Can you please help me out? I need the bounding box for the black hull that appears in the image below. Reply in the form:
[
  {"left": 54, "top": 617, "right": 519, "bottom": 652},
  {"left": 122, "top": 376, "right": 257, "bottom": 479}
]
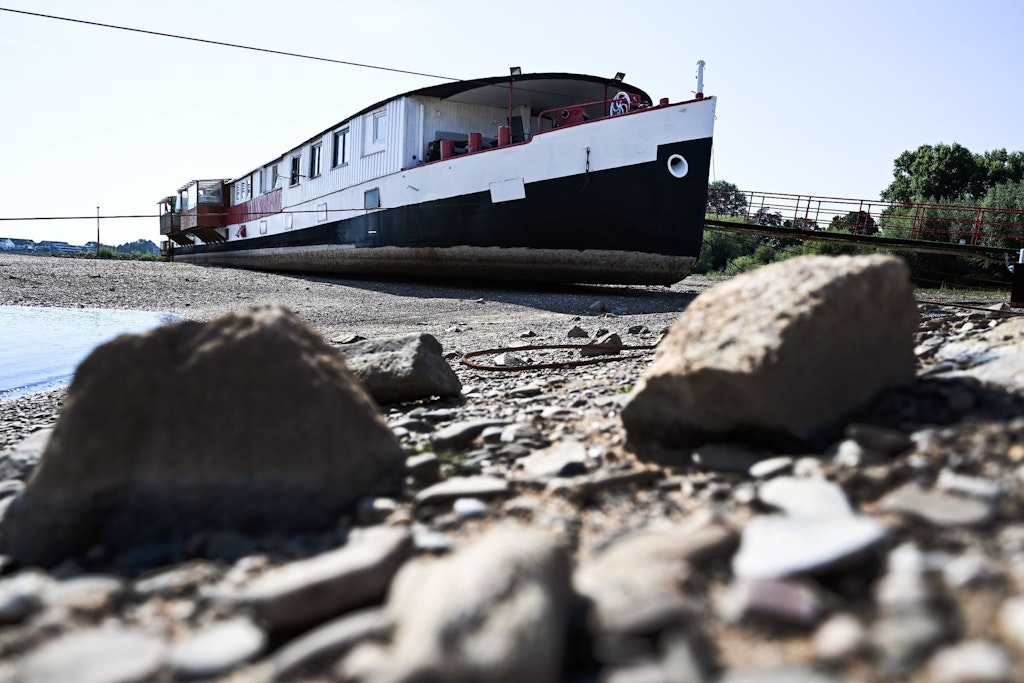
[{"left": 175, "top": 138, "right": 712, "bottom": 284}]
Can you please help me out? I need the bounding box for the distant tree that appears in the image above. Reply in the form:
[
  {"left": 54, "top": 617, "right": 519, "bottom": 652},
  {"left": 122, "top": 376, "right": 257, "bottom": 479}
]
[
  {"left": 753, "top": 208, "right": 783, "bottom": 227},
  {"left": 881, "top": 143, "right": 983, "bottom": 203},
  {"left": 707, "top": 180, "right": 748, "bottom": 216},
  {"left": 115, "top": 239, "right": 160, "bottom": 255},
  {"left": 829, "top": 211, "right": 877, "bottom": 235}
]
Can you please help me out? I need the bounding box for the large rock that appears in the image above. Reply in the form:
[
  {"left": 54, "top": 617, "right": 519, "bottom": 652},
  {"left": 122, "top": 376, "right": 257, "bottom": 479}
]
[
  {"left": 369, "top": 526, "right": 571, "bottom": 683},
  {"left": 622, "top": 255, "right": 917, "bottom": 449},
  {"left": 0, "top": 306, "right": 406, "bottom": 567},
  {"left": 339, "top": 333, "right": 461, "bottom": 404}
]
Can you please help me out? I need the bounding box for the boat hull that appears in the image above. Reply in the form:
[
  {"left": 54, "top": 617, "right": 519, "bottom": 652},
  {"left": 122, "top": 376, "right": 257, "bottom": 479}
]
[{"left": 174, "top": 135, "right": 712, "bottom": 284}]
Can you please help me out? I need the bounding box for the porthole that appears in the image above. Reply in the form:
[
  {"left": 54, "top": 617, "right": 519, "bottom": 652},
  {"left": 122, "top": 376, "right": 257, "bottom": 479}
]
[{"left": 667, "top": 154, "right": 689, "bottom": 179}]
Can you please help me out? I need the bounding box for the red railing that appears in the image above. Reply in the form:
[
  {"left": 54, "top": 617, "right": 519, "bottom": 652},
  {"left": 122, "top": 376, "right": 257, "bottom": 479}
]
[{"left": 707, "top": 190, "right": 1024, "bottom": 250}]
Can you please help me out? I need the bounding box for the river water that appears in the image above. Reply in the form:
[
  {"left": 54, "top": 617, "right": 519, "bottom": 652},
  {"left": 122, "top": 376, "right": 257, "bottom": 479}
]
[{"left": 0, "top": 306, "right": 179, "bottom": 400}]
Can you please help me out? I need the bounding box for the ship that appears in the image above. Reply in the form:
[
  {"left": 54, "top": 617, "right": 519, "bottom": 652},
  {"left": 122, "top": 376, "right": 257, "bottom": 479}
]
[{"left": 159, "top": 63, "right": 716, "bottom": 284}]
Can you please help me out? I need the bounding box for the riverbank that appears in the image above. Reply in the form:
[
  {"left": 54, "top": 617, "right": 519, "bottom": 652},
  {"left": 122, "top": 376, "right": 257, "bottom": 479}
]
[{"left": 2, "top": 252, "right": 1023, "bottom": 681}]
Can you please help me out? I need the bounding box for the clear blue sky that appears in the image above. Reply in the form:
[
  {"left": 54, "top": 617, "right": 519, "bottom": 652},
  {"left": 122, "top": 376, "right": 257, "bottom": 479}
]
[{"left": 2, "top": 0, "right": 1022, "bottom": 246}]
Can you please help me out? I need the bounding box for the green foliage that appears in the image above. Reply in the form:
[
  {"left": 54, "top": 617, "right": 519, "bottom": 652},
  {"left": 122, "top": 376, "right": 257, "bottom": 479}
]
[
  {"left": 829, "top": 211, "right": 877, "bottom": 235},
  {"left": 694, "top": 230, "right": 756, "bottom": 274},
  {"left": 882, "top": 143, "right": 1024, "bottom": 204},
  {"left": 707, "top": 180, "right": 748, "bottom": 216}
]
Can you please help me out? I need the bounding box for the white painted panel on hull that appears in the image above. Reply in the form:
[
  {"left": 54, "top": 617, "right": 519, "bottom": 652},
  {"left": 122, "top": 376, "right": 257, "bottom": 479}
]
[{"left": 490, "top": 178, "right": 526, "bottom": 203}]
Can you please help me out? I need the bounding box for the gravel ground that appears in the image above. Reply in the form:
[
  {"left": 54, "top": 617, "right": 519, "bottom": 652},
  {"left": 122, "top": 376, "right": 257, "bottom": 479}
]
[{"left": 2, "top": 252, "right": 1023, "bottom": 682}]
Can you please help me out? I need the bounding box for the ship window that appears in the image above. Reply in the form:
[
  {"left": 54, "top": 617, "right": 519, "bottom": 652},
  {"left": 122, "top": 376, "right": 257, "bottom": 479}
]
[
  {"left": 364, "top": 188, "right": 380, "bottom": 209},
  {"left": 332, "top": 128, "right": 350, "bottom": 167},
  {"left": 289, "top": 156, "right": 301, "bottom": 186},
  {"left": 309, "top": 142, "right": 322, "bottom": 178},
  {"left": 372, "top": 111, "right": 387, "bottom": 143}
]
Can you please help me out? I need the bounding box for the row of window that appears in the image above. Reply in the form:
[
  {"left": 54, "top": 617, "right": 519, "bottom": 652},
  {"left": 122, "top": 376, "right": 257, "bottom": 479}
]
[{"left": 233, "top": 109, "right": 387, "bottom": 201}]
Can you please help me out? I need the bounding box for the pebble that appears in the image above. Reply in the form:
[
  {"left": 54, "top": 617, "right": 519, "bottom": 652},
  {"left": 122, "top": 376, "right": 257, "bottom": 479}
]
[
  {"left": 0, "top": 571, "right": 48, "bottom": 624},
  {"left": 20, "top": 626, "right": 166, "bottom": 683},
  {"left": 998, "top": 596, "right": 1024, "bottom": 648},
  {"left": 719, "top": 578, "right": 822, "bottom": 627},
  {"left": 927, "top": 640, "right": 1013, "bottom": 683},
  {"left": 405, "top": 452, "right": 441, "bottom": 483},
  {"left": 881, "top": 483, "right": 994, "bottom": 527},
  {"left": 732, "top": 515, "right": 887, "bottom": 580},
  {"left": 693, "top": 444, "right": 771, "bottom": 474},
  {"left": 813, "top": 613, "right": 867, "bottom": 661},
  {"left": 452, "top": 497, "right": 488, "bottom": 517},
  {"left": 415, "top": 475, "right": 510, "bottom": 505},
  {"left": 169, "top": 617, "right": 266, "bottom": 679},
  {"left": 272, "top": 606, "right": 390, "bottom": 679},
  {"left": 430, "top": 419, "right": 511, "bottom": 451},
  {"left": 757, "top": 477, "right": 853, "bottom": 518},
  {"left": 515, "top": 439, "right": 588, "bottom": 481},
  {"left": 936, "top": 469, "right": 1001, "bottom": 500},
  {"left": 844, "top": 423, "right": 914, "bottom": 455},
  {"left": 747, "top": 456, "right": 794, "bottom": 479}
]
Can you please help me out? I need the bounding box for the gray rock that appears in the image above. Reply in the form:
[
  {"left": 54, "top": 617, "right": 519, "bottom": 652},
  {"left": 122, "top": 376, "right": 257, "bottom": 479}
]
[
  {"left": 757, "top": 477, "right": 853, "bottom": 518},
  {"left": 581, "top": 333, "right": 623, "bottom": 357},
  {"left": 515, "top": 439, "right": 587, "bottom": 481},
  {"left": 452, "top": 497, "right": 489, "bottom": 517},
  {"left": 1, "top": 307, "right": 406, "bottom": 567},
  {"left": 692, "top": 443, "right": 772, "bottom": 473},
  {"left": 748, "top": 456, "right": 794, "bottom": 479},
  {"left": 881, "top": 483, "right": 994, "bottom": 527},
  {"left": 44, "top": 575, "right": 125, "bottom": 615},
  {"left": 720, "top": 667, "right": 854, "bottom": 683},
  {"left": 931, "top": 316, "right": 1024, "bottom": 391},
  {"left": 170, "top": 617, "right": 266, "bottom": 680},
  {"left": 20, "top": 626, "right": 166, "bottom": 683},
  {"left": 217, "top": 526, "right": 411, "bottom": 630},
  {"left": 373, "top": 526, "right": 571, "bottom": 683},
  {"left": 622, "top": 255, "right": 917, "bottom": 449},
  {"left": 733, "top": 515, "right": 887, "bottom": 580},
  {"left": 415, "top": 475, "right": 509, "bottom": 505},
  {"left": 0, "top": 428, "right": 50, "bottom": 481},
  {"left": 493, "top": 353, "right": 527, "bottom": 367},
  {"left": 927, "top": 640, "right": 1012, "bottom": 683},
  {"left": 936, "top": 469, "right": 1001, "bottom": 500},
  {"left": 844, "top": 423, "right": 914, "bottom": 455},
  {"left": 431, "top": 419, "right": 511, "bottom": 451},
  {"left": 998, "top": 596, "right": 1024, "bottom": 649},
  {"left": 340, "top": 333, "right": 461, "bottom": 403},
  {"left": 273, "top": 606, "right": 390, "bottom": 679},
  {"left": 567, "top": 325, "right": 589, "bottom": 338},
  {"left": 356, "top": 497, "right": 400, "bottom": 526},
  {"left": 719, "top": 578, "right": 822, "bottom": 627},
  {"left": 813, "top": 613, "right": 867, "bottom": 662},
  {"left": 0, "top": 571, "right": 49, "bottom": 624},
  {"left": 872, "top": 611, "right": 953, "bottom": 673},
  {"left": 405, "top": 452, "right": 441, "bottom": 483}
]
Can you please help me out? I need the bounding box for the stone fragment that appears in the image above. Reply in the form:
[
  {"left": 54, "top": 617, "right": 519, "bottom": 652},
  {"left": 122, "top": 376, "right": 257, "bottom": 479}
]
[
  {"left": 0, "top": 427, "right": 50, "bottom": 481},
  {"left": 998, "top": 596, "right": 1024, "bottom": 649},
  {"left": 430, "top": 419, "right": 511, "bottom": 451},
  {"left": 1, "top": 307, "right": 406, "bottom": 567},
  {"left": 515, "top": 439, "right": 587, "bottom": 481},
  {"left": 405, "top": 453, "right": 441, "bottom": 483},
  {"left": 581, "top": 332, "right": 623, "bottom": 357},
  {"left": 170, "top": 617, "right": 266, "bottom": 680},
  {"left": 273, "top": 607, "right": 390, "bottom": 680},
  {"left": 567, "top": 325, "right": 589, "bottom": 338},
  {"left": 692, "top": 444, "right": 772, "bottom": 473},
  {"left": 20, "top": 626, "right": 166, "bottom": 683},
  {"left": 44, "top": 575, "right": 125, "bottom": 615},
  {"left": 622, "top": 255, "right": 917, "bottom": 449},
  {"left": 871, "top": 612, "right": 953, "bottom": 674},
  {"left": 719, "top": 667, "right": 852, "bottom": 683},
  {"left": 719, "top": 578, "right": 822, "bottom": 627},
  {"left": 415, "top": 476, "right": 510, "bottom": 506},
  {"left": 936, "top": 469, "right": 1001, "bottom": 500},
  {"left": 493, "top": 353, "right": 527, "bottom": 367},
  {"left": 844, "top": 423, "right": 914, "bottom": 455},
  {"left": 732, "top": 515, "right": 887, "bottom": 580},
  {"left": 881, "top": 483, "right": 994, "bottom": 527},
  {"left": 452, "top": 497, "right": 488, "bottom": 517},
  {"left": 748, "top": 456, "right": 794, "bottom": 479},
  {"left": 0, "top": 571, "right": 49, "bottom": 624},
  {"left": 813, "top": 613, "right": 867, "bottom": 661},
  {"left": 757, "top": 477, "right": 853, "bottom": 518},
  {"left": 927, "top": 640, "right": 1012, "bottom": 683},
  {"left": 356, "top": 497, "right": 400, "bottom": 526},
  {"left": 217, "top": 526, "right": 411, "bottom": 630},
  {"left": 931, "top": 316, "right": 1024, "bottom": 391},
  {"left": 339, "top": 333, "right": 461, "bottom": 403},
  {"left": 374, "top": 526, "right": 571, "bottom": 683}
]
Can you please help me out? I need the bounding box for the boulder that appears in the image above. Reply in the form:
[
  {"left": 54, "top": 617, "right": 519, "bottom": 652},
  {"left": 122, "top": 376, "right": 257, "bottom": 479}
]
[
  {"left": 369, "top": 526, "right": 571, "bottom": 683},
  {"left": 622, "top": 255, "right": 917, "bottom": 449},
  {"left": 339, "top": 333, "right": 461, "bottom": 404},
  {"left": 0, "top": 306, "right": 406, "bottom": 567}
]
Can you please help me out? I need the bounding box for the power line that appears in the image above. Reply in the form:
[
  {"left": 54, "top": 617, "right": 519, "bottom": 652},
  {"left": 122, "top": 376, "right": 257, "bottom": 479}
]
[
  {"left": 0, "top": 6, "right": 623, "bottom": 102},
  {"left": 0, "top": 6, "right": 452, "bottom": 82}
]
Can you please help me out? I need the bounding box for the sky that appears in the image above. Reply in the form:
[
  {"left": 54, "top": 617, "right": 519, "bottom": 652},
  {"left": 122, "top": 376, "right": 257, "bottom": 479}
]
[{"left": 1, "top": 0, "right": 1023, "bottom": 246}]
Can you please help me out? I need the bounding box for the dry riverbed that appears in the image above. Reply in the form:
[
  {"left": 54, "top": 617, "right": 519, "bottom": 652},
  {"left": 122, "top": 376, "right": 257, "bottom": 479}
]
[{"left": 1, "top": 252, "right": 1023, "bottom": 682}]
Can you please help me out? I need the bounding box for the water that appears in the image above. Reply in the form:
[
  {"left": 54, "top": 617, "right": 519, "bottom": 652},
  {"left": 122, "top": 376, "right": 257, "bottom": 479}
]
[{"left": 0, "top": 306, "right": 180, "bottom": 400}]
